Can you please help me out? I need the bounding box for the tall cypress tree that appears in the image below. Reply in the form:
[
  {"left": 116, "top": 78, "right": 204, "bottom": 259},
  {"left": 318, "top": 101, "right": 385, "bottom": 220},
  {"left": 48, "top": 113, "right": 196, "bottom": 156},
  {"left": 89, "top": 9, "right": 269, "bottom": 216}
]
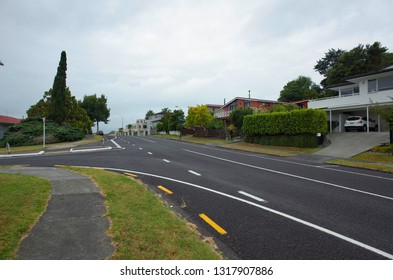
[{"left": 50, "top": 51, "right": 67, "bottom": 124}]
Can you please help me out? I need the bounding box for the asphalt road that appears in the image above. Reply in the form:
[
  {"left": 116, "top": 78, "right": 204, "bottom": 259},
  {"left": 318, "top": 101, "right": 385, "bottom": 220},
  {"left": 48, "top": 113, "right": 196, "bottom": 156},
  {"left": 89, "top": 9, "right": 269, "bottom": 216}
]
[{"left": 2, "top": 135, "right": 393, "bottom": 260}]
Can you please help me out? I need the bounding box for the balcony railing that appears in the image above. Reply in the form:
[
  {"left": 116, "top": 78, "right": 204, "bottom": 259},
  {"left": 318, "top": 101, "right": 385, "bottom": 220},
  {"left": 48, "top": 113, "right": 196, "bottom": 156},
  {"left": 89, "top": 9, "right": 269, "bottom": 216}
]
[{"left": 214, "top": 111, "right": 230, "bottom": 118}]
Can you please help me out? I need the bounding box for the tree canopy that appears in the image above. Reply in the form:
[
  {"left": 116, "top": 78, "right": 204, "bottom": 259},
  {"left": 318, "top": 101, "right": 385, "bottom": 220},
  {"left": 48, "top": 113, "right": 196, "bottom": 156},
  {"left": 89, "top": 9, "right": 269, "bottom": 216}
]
[
  {"left": 278, "top": 76, "right": 320, "bottom": 102},
  {"left": 80, "top": 94, "right": 110, "bottom": 133},
  {"left": 185, "top": 105, "right": 214, "bottom": 128},
  {"left": 155, "top": 108, "right": 185, "bottom": 134},
  {"left": 26, "top": 51, "right": 95, "bottom": 135},
  {"left": 315, "top": 42, "right": 393, "bottom": 88},
  {"left": 229, "top": 107, "right": 254, "bottom": 132},
  {"left": 50, "top": 51, "right": 68, "bottom": 124}
]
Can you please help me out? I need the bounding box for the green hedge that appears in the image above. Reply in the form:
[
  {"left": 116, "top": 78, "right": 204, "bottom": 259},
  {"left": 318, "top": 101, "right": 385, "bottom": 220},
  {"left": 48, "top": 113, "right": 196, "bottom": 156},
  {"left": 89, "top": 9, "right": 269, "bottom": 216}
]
[
  {"left": 242, "top": 109, "right": 327, "bottom": 148},
  {"left": 243, "top": 109, "right": 328, "bottom": 136},
  {"left": 245, "top": 134, "right": 319, "bottom": 148}
]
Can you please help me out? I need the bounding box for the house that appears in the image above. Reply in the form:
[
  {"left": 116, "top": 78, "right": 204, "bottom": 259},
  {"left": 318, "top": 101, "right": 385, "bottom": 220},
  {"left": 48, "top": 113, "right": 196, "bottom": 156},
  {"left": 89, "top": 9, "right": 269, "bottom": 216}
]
[
  {"left": 130, "top": 119, "right": 150, "bottom": 136},
  {"left": 129, "top": 112, "right": 165, "bottom": 136},
  {"left": 308, "top": 65, "right": 393, "bottom": 133},
  {"left": 0, "top": 115, "right": 22, "bottom": 138},
  {"left": 214, "top": 96, "right": 280, "bottom": 119},
  {"left": 206, "top": 104, "right": 224, "bottom": 115}
]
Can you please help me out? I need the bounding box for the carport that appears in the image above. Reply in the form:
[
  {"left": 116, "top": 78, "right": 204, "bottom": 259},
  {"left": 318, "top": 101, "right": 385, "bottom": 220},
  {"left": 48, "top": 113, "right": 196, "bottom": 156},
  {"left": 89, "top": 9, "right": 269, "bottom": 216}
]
[{"left": 324, "top": 105, "right": 386, "bottom": 133}]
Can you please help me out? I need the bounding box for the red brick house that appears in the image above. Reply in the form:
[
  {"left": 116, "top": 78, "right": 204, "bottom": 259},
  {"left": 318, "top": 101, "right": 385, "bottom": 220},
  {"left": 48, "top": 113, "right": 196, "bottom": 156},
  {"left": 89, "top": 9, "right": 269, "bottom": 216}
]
[
  {"left": 0, "top": 115, "right": 22, "bottom": 138},
  {"left": 215, "top": 97, "right": 281, "bottom": 119}
]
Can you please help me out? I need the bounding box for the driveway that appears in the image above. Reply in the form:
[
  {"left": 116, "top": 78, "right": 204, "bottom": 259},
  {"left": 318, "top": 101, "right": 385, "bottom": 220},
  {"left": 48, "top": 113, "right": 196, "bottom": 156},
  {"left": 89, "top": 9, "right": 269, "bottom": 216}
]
[{"left": 314, "top": 132, "right": 390, "bottom": 158}]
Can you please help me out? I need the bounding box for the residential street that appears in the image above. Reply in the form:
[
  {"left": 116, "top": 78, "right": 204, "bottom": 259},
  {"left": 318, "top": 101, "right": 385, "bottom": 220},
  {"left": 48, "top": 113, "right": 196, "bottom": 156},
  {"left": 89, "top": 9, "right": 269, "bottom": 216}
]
[{"left": 1, "top": 136, "right": 393, "bottom": 260}]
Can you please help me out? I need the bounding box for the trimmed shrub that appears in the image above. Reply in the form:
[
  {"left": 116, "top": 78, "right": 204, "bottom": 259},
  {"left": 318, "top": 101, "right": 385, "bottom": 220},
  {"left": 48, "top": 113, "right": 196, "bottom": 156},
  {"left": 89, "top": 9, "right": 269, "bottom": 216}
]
[
  {"left": 243, "top": 109, "right": 328, "bottom": 148},
  {"left": 243, "top": 109, "right": 328, "bottom": 136}
]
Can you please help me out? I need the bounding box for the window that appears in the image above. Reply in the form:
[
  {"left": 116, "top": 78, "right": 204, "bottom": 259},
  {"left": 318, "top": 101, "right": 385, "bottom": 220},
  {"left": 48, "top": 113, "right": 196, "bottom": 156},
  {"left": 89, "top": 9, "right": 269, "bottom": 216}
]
[
  {"left": 244, "top": 100, "right": 250, "bottom": 108},
  {"left": 341, "top": 89, "right": 352, "bottom": 97},
  {"left": 378, "top": 75, "right": 393, "bottom": 91},
  {"left": 368, "top": 79, "right": 377, "bottom": 93},
  {"left": 228, "top": 101, "right": 237, "bottom": 112},
  {"left": 341, "top": 87, "right": 359, "bottom": 97}
]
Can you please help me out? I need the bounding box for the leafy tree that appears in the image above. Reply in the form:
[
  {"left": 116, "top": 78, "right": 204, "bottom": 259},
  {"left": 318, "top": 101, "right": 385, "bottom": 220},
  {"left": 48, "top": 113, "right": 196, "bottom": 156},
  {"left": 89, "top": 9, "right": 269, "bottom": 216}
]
[
  {"left": 205, "top": 118, "right": 225, "bottom": 130},
  {"left": 27, "top": 90, "right": 52, "bottom": 118},
  {"left": 50, "top": 51, "right": 68, "bottom": 124},
  {"left": 229, "top": 107, "right": 254, "bottom": 132},
  {"left": 316, "top": 42, "right": 393, "bottom": 88},
  {"left": 278, "top": 76, "right": 319, "bottom": 102},
  {"left": 145, "top": 110, "right": 154, "bottom": 120},
  {"left": 80, "top": 94, "right": 110, "bottom": 133},
  {"left": 169, "top": 109, "right": 185, "bottom": 131},
  {"left": 185, "top": 105, "right": 214, "bottom": 128}
]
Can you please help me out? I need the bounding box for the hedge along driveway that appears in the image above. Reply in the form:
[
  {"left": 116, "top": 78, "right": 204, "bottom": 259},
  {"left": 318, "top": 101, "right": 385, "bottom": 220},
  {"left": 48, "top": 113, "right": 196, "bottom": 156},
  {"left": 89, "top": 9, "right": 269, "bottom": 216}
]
[{"left": 242, "top": 109, "right": 328, "bottom": 148}]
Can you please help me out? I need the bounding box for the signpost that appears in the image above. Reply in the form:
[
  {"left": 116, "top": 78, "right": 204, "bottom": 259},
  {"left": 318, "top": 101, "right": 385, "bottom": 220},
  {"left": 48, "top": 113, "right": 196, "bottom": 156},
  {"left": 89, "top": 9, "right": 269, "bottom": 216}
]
[{"left": 43, "top": 117, "right": 46, "bottom": 148}]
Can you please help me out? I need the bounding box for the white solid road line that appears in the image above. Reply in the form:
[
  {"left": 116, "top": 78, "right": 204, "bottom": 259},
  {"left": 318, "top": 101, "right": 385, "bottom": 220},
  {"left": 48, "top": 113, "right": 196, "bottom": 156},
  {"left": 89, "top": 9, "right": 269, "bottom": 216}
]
[
  {"left": 238, "top": 191, "right": 267, "bottom": 202},
  {"left": 188, "top": 170, "right": 201, "bottom": 176},
  {"left": 183, "top": 149, "right": 393, "bottom": 202},
  {"left": 110, "top": 139, "right": 123, "bottom": 149},
  {"left": 193, "top": 145, "right": 393, "bottom": 182},
  {"left": 163, "top": 159, "right": 171, "bottom": 163},
  {"left": 74, "top": 165, "right": 393, "bottom": 260}
]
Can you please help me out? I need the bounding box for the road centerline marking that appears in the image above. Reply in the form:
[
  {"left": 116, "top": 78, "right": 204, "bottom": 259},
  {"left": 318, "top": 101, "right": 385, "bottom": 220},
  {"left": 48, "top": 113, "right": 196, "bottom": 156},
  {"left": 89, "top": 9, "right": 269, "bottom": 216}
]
[
  {"left": 148, "top": 152, "right": 153, "bottom": 155},
  {"left": 163, "top": 159, "right": 170, "bottom": 163},
  {"left": 199, "top": 213, "right": 227, "bottom": 235},
  {"left": 238, "top": 191, "right": 267, "bottom": 202},
  {"left": 188, "top": 170, "right": 201, "bottom": 176},
  {"left": 157, "top": 185, "right": 173, "bottom": 195}
]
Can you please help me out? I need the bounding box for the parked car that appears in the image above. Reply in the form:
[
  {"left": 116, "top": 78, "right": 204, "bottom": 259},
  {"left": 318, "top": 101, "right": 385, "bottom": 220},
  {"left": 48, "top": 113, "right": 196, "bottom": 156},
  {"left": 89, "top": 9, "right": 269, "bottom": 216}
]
[
  {"left": 98, "top": 130, "right": 104, "bottom": 135},
  {"left": 344, "top": 116, "right": 378, "bottom": 132}
]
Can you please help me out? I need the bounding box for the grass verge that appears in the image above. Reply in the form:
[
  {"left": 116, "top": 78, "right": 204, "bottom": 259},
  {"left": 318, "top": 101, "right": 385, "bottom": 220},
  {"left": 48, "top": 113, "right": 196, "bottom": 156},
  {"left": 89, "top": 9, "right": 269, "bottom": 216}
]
[
  {"left": 0, "top": 173, "right": 51, "bottom": 259},
  {"left": 0, "top": 135, "right": 103, "bottom": 155},
  {"left": 64, "top": 166, "right": 222, "bottom": 260},
  {"left": 352, "top": 152, "right": 393, "bottom": 163},
  {"left": 326, "top": 159, "right": 393, "bottom": 173}
]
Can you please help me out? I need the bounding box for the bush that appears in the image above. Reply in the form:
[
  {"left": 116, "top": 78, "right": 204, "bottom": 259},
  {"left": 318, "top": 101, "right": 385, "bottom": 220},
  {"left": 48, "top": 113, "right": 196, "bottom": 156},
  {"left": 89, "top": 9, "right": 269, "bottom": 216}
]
[
  {"left": 245, "top": 134, "right": 319, "bottom": 148},
  {"left": 242, "top": 109, "right": 328, "bottom": 148},
  {"left": 0, "top": 117, "right": 86, "bottom": 147},
  {"left": 243, "top": 109, "right": 328, "bottom": 136}
]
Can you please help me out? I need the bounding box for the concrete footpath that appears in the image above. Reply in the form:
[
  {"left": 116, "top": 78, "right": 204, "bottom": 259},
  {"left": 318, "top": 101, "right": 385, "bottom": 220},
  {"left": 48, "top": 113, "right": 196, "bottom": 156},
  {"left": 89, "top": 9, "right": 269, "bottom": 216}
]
[{"left": 0, "top": 166, "right": 114, "bottom": 260}]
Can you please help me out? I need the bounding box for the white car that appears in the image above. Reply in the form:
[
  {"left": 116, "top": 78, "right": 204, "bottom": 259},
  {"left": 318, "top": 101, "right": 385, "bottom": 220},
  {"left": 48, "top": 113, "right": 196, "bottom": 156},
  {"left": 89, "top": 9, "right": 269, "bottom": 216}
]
[{"left": 344, "top": 116, "right": 378, "bottom": 132}]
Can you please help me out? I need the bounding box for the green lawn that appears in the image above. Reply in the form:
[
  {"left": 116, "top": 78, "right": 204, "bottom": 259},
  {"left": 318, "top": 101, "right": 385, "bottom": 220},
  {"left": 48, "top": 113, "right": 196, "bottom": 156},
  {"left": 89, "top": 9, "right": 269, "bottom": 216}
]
[
  {"left": 0, "top": 173, "right": 51, "bottom": 259},
  {"left": 64, "top": 167, "right": 222, "bottom": 260}
]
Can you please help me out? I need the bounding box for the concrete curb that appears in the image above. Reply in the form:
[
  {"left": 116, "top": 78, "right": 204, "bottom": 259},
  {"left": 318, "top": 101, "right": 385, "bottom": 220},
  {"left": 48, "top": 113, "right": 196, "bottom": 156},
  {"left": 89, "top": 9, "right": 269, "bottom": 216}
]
[
  {"left": 0, "top": 151, "right": 45, "bottom": 158},
  {"left": 70, "top": 146, "right": 112, "bottom": 153}
]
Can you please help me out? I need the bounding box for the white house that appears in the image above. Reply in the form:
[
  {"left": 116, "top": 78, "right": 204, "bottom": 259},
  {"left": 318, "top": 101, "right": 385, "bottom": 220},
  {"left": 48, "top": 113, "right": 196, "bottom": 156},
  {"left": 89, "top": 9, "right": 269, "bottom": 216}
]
[
  {"left": 129, "top": 112, "right": 165, "bottom": 136},
  {"left": 309, "top": 65, "right": 393, "bottom": 133}
]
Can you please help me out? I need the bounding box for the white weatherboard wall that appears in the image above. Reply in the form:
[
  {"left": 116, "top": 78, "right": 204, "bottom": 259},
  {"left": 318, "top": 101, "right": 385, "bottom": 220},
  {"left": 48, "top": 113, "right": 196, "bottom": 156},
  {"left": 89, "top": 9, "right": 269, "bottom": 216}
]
[{"left": 309, "top": 71, "right": 393, "bottom": 133}]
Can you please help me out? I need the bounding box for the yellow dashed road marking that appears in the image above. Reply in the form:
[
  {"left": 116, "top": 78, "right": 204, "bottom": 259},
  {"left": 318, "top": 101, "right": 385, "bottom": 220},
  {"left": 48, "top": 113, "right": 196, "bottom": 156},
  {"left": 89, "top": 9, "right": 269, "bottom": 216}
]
[
  {"left": 157, "top": 185, "right": 173, "bottom": 195},
  {"left": 199, "top": 213, "right": 227, "bottom": 235}
]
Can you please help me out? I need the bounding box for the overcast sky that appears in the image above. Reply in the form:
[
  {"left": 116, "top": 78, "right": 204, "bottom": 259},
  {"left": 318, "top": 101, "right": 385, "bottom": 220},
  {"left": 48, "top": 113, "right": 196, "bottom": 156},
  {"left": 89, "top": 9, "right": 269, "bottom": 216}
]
[{"left": 1, "top": 0, "right": 393, "bottom": 132}]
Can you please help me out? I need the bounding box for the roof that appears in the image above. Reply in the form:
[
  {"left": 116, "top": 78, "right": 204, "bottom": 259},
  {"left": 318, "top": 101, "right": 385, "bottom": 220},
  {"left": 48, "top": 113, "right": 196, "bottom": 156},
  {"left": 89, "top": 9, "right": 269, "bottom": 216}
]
[
  {"left": 222, "top": 96, "right": 280, "bottom": 108},
  {"left": 206, "top": 104, "right": 223, "bottom": 108},
  {"left": 0, "top": 115, "right": 22, "bottom": 124}
]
